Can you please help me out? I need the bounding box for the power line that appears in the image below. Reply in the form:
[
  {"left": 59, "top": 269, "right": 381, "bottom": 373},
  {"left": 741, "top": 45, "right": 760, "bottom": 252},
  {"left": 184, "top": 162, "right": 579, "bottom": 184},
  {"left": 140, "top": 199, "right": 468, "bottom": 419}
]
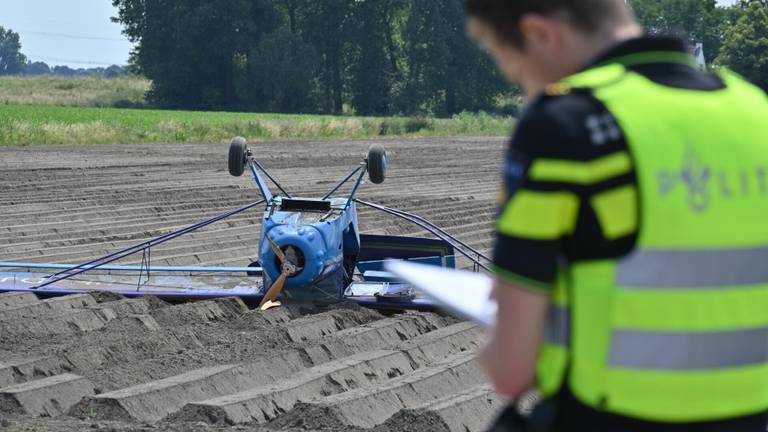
[
  {"left": 26, "top": 53, "right": 124, "bottom": 66},
  {"left": 18, "top": 29, "right": 131, "bottom": 43}
]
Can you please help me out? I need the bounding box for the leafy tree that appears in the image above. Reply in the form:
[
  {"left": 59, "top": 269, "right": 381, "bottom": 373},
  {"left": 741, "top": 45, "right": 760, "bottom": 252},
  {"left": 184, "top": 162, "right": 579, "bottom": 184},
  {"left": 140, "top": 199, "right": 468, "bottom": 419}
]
[
  {"left": 25, "top": 61, "right": 51, "bottom": 76},
  {"left": 113, "top": 0, "right": 278, "bottom": 110},
  {"left": 0, "top": 26, "right": 27, "bottom": 75},
  {"left": 299, "top": 0, "right": 356, "bottom": 113},
  {"left": 397, "top": 0, "right": 505, "bottom": 115},
  {"left": 52, "top": 65, "right": 75, "bottom": 77},
  {"left": 397, "top": 1, "right": 451, "bottom": 114},
  {"left": 716, "top": 0, "right": 768, "bottom": 91},
  {"left": 105, "top": 65, "right": 127, "bottom": 79},
  {"left": 111, "top": 0, "right": 512, "bottom": 114},
  {"left": 630, "top": 0, "right": 734, "bottom": 63},
  {"left": 349, "top": 0, "right": 397, "bottom": 115},
  {"left": 243, "top": 27, "right": 320, "bottom": 113},
  {"left": 441, "top": 0, "right": 506, "bottom": 114}
]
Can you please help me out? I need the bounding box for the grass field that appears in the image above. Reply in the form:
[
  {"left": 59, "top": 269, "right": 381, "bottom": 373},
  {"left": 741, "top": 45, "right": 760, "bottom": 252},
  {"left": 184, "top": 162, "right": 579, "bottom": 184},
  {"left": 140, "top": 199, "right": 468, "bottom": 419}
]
[
  {"left": 0, "top": 76, "right": 150, "bottom": 108},
  {"left": 0, "top": 75, "right": 513, "bottom": 145},
  {"left": 0, "top": 104, "right": 513, "bottom": 145}
]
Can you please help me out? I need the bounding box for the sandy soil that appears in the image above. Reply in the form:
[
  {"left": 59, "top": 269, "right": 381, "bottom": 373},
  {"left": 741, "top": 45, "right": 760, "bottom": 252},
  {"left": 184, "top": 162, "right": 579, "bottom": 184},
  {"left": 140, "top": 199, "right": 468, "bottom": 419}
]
[{"left": 0, "top": 137, "right": 507, "bottom": 431}]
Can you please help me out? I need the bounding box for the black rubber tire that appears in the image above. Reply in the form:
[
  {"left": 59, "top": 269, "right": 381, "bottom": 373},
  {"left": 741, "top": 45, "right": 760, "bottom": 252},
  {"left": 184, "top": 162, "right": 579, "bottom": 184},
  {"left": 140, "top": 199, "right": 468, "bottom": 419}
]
[
  {"left": 367, "top": 145, "right": 387, "bottom": 184},
  {"left": 228, "top": 137, "right": 248, "bottom": 177}
]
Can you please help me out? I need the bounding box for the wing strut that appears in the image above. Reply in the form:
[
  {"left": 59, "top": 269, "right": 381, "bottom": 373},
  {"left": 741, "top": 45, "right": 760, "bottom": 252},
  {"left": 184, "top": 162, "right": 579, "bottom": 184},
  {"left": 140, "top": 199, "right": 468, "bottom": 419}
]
[
  {"left": 32, "top": 199, "right": 265, "bottom": 290},
  {"left": 354, "top": 199, "right": 492, "bottom": 272}
]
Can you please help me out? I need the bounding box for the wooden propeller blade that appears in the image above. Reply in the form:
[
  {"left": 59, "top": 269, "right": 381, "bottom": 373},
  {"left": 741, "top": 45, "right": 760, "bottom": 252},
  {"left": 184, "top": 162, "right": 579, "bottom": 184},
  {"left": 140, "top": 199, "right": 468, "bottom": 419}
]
[
  {"left": 266, "top": 235, "right": 286, "bottom": 264},
  {"left": 260, "top": 300, "right": 282, "bottom": 311},
  {"left": 259, "top": 273, "right": 287, "bottom": 310}
]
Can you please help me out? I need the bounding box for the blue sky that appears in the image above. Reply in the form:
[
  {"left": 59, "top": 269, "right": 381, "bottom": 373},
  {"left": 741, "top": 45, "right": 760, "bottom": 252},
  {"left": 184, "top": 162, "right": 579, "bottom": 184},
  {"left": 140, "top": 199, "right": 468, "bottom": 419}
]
[
  {"left": 1, "top": 0, "right": 133, "bottom": 68},
  {"left": 0, "top": 0, "right": 740, "bottom": 69}
]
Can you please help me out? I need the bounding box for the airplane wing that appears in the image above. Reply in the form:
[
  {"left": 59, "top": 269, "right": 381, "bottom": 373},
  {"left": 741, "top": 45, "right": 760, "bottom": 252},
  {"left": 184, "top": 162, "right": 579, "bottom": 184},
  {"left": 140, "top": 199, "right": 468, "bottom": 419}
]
[{"left": 0, "top": 262, "right": 264, "bottom": 301}]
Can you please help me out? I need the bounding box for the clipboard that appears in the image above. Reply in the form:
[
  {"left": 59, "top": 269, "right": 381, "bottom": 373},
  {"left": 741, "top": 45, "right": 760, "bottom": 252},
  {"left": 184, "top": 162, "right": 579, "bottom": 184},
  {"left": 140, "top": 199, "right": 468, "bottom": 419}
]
[{"left": 385, "top": 260, "right": 497, "bottom": 328}]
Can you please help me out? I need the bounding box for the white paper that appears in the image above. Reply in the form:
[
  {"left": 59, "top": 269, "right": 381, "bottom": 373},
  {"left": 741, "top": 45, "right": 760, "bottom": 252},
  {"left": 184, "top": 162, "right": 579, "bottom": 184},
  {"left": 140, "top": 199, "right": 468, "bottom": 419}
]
[{"left": 385, "top": 260, "right": 497, "bottom": 328}]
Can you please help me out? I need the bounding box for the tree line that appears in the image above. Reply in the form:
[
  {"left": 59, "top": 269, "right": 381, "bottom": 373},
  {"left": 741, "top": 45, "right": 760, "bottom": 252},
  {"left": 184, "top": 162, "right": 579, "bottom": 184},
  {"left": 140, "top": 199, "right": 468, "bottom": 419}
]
[
  {"left": 25, "top": 62, "right": 131, "bottom": 78},
  {"left": 2, "top": 0, "right": 767, "bottom": 114},
  {"left": 110, "top": 0, "right": 768, "bottom": 114},
  {"left": 0, "top": 27, "right": 130, "bottom": 78},
  {"left": 109, "top": 0, "right": 510, "bottom": 115}
]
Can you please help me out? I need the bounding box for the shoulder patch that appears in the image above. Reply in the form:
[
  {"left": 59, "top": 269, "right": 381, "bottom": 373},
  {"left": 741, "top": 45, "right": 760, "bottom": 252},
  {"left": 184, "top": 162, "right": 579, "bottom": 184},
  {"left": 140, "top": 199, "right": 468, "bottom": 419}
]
[
  {"left": 585, "top": 112, "right": 622, "bottom": 146},
  {"left": 545, "top": 83, "right": 572, "bottom": 97},
  {"left": 503, "top": 158, "right": 527, "bottom": 197}
]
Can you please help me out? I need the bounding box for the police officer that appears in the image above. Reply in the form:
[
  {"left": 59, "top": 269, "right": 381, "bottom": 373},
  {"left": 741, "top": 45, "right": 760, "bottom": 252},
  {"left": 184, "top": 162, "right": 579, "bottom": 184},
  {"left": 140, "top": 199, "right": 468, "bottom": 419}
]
[{"left": 465, "top": 0, "right": 768, "bottom": 430}]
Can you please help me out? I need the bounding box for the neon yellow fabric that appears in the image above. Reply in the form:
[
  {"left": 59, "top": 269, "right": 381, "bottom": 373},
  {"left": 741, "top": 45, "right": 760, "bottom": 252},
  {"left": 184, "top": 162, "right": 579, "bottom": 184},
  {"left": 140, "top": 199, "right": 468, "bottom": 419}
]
[
  {"left": 606, "top": 364, "right": 768, "bottom": 421},
  {"left": 589, "top": 185, "right": 638, "bottom": 239},
  {"left": 537, "top": 344, "right": 568, "bottom": 396},
  {"left": 529, "top": 152, "right": 633, "bottom": 185},
  {"left": 553, "top": 63, "right": 768, "bottom": 422},
  {"left": 595, "top": 71, "right": 768, "bottom": 249},
  {"left": 497, "top": 190, "right": 579, "bottom": 240},
  {"left": 611, "top": 287, "right": 768, "bottom": 330}
]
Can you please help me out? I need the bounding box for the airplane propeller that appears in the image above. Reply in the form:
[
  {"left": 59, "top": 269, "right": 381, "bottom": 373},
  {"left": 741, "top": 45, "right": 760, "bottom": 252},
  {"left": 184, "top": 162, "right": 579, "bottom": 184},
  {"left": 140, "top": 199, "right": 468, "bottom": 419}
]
[{"left": 259, "top": 235, "right": 302, "bottom": 311}]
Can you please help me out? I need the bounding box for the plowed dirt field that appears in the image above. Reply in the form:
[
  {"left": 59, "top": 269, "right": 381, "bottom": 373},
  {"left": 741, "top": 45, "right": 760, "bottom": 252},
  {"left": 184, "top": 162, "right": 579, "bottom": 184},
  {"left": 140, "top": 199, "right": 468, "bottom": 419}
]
[{"left": 0, "top": 137, "right": 507, "bottom": 432}]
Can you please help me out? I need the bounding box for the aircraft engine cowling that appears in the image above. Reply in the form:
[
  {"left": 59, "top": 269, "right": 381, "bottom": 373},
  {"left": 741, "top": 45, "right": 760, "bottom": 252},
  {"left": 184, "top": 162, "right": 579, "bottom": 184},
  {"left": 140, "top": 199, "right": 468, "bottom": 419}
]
[{"left": 261, "top": 225, "right": 340, "bottom": 290}]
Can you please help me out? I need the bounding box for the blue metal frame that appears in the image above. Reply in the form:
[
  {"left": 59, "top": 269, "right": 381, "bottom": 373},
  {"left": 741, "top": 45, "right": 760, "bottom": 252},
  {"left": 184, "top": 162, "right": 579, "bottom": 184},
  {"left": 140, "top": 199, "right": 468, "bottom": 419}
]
[
  {"left": 0, "top": 262, "right": 261, "bottom": 274},
  {"left": 249, "top": 163, "right": 273, "bottom": 203},
  {"left": 0, "top": 276, "right": 264, "bottom": 302},
  {"left": 344, "top": 165, "right": 368, "bottom": 211}
]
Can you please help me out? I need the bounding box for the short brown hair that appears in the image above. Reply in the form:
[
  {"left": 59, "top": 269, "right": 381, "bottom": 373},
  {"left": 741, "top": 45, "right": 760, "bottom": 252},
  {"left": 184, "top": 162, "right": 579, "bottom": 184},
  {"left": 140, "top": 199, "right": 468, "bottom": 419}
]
[{"left": 466, "top": 0, "right": 632, "bottom": 47}]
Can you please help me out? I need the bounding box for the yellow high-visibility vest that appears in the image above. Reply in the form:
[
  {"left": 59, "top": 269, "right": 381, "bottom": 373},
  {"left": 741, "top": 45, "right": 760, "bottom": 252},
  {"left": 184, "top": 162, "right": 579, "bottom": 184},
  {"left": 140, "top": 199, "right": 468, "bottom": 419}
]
[{"left": 534, "top": 54, "right": 768, "bottom": 422}]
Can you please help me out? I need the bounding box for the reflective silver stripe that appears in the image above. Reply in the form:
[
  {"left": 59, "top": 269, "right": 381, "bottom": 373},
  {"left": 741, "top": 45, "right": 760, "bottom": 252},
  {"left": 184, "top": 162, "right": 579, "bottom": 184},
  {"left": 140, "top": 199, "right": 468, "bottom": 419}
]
[
  {"left": 543, "top": 305, "right": 570, "bottom": 347},
  {"left": 616, "top": 247, "right": 768, "bottom": 289},
  {"left": 609, "top": 327, "right": 768, "bottom": 370}
]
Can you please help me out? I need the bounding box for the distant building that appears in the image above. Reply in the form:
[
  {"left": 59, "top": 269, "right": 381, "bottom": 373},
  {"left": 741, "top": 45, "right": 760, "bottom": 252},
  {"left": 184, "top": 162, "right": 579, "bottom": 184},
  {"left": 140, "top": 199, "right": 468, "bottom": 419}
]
[{"left": 694, "top": 43, "right": 707, "bottom": 71}]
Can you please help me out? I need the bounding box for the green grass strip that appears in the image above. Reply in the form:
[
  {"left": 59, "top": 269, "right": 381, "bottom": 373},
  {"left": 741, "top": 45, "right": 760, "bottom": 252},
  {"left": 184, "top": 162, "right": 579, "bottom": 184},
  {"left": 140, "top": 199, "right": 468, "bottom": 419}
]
[{"left": 0, "top": 105, "right": 514, "bottom": 145}]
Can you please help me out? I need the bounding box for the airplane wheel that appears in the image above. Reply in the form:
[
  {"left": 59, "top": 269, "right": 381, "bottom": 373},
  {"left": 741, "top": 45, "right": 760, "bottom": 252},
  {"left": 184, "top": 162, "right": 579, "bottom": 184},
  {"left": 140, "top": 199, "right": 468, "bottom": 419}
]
[
  {"left": 228, "top": 137, "right": 248, "bottom": 177},
  {"left": 367, "top": 145, "right": 387, "bottom": 184}
]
